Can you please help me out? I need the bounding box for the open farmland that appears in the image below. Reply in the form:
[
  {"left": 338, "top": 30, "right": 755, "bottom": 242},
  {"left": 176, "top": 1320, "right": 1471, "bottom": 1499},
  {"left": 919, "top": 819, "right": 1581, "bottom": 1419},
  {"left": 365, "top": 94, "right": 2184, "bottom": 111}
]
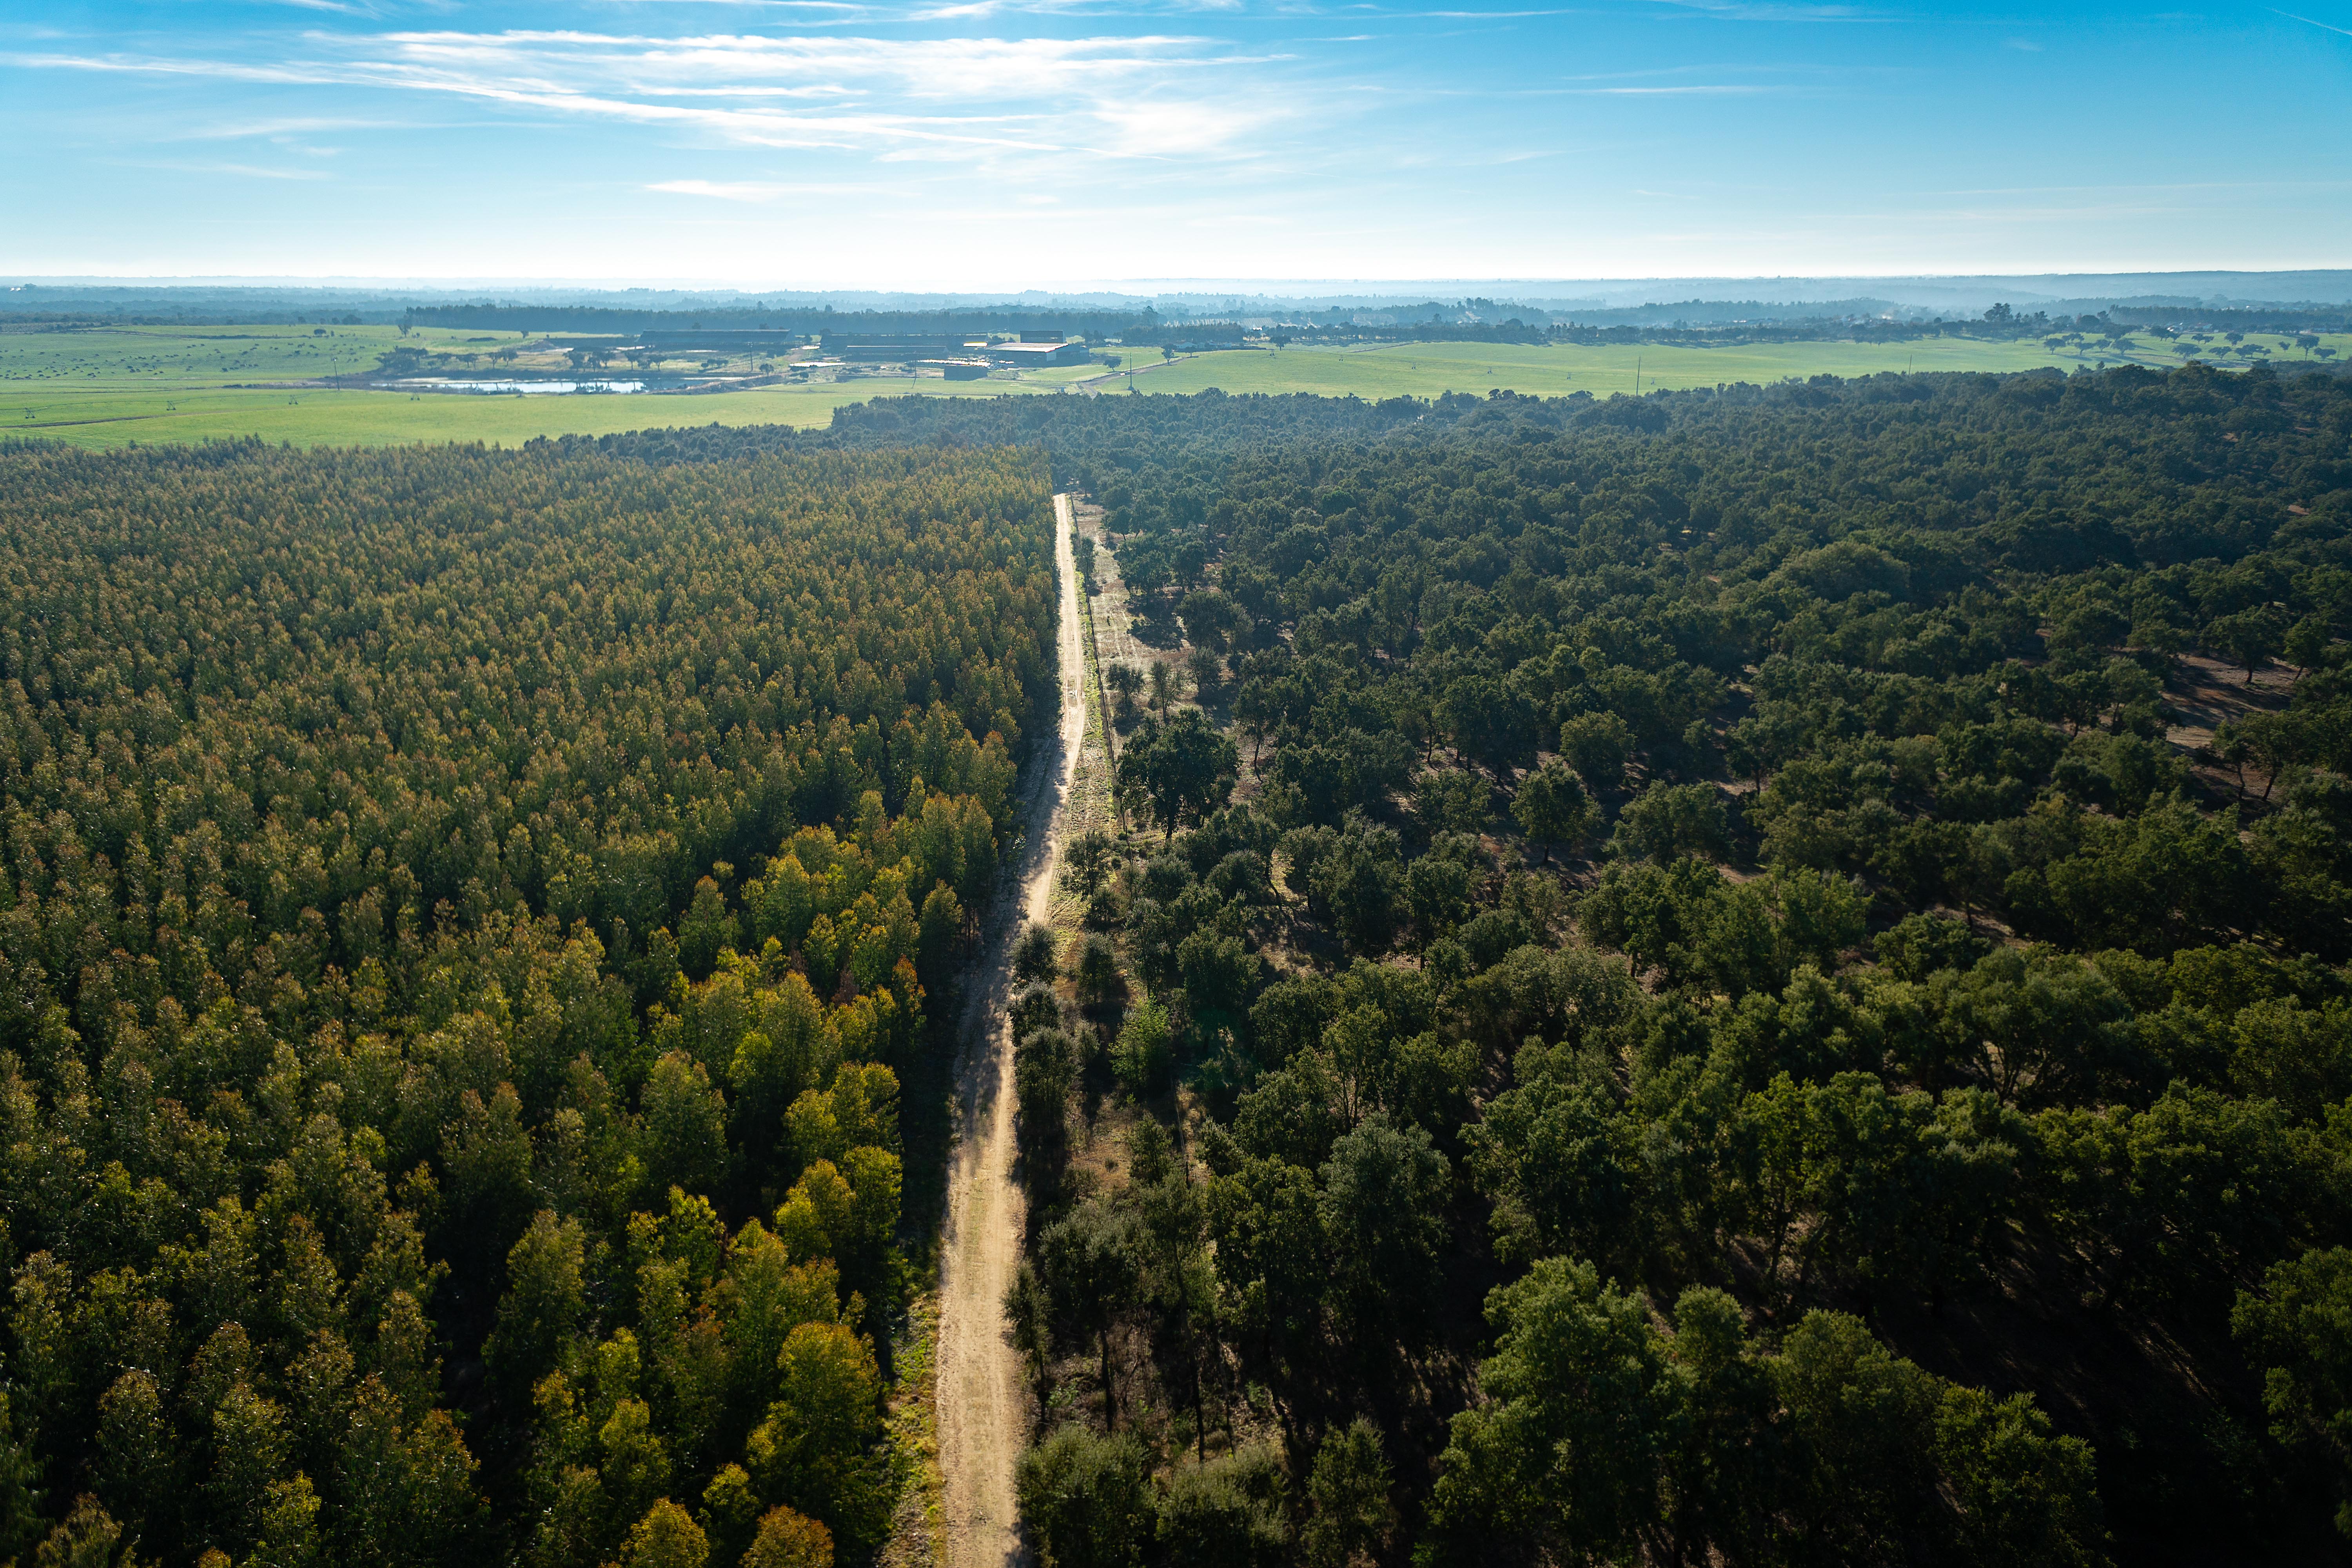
[
  {"left": 10, "top": 322, "right": 2344, "bottom": 450},
  {"left": 1086, "top": 332, "right": 2352, "bottom": 399},
  {"left": 2, "top": 379, "right": 1045, "bottom": 450},
  {"left": 0, "top": 321, "right": 414, "bottom": 385},
  {"left": 0, "top": 323, "right": 1055, "bottom": 449}
]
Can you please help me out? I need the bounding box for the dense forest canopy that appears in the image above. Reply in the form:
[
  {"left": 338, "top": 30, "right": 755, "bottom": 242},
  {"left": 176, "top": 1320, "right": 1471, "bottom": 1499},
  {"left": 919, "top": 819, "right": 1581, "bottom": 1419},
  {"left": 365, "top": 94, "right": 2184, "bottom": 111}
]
[
  {"left": 0, "top": 441, "right": 1056, "bottom": 1568},
  {"left": 1, "top": 358, "right": 2350, "bottom": 1568},
  {"left": 737, "top": 367, "right": 2344, "bottom": 1567}
]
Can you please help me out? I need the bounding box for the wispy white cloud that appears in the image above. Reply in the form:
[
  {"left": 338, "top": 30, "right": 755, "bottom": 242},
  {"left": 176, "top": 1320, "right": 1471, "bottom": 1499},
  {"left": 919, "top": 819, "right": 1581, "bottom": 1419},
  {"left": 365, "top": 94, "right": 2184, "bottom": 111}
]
[
  {"left": 1639, "top": 0, "right": 1875, "bottom": 19},
  {"left": 2272, "top": 7, "right": 2352, "bottom": 37},
  {"left": 650, "top": 176, "right": 900, "bottom": 197},
  {"left": 188, "top": 115, "right": 417, "bottom": 138},
  {"left": 1561, "top": 61, "right": 1804, "bottom": 78},
  {"left": 632, "top": 82, "right": 861, "bottom": 96},
  {"left": 1927, "top": 178, "right": 2352, "bottom": 196},
  {"left": 0, "top": 50, "right": 347, "bottom": 85},
  {"left": 140, "top": 160, "right": 333, "bottom": 179},
  {"left": 908, "top": 0, "right": 1243, "bottom": 18},
  {"left": 8, "top": 27, "right": 1307, "bottom": 160},
  {"left": 1568, "top": 82, "right": 1776, "bottom": 93},
  {"left": 606, "top": 0, "right": 873, "bottom": 7}
]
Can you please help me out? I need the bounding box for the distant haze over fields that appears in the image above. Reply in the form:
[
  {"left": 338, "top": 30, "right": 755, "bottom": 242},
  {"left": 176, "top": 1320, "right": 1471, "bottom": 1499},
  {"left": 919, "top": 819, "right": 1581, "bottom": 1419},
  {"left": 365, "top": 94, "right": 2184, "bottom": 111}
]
[{"left": 11, "top": 272, "right": 2352, "bottom": 322}]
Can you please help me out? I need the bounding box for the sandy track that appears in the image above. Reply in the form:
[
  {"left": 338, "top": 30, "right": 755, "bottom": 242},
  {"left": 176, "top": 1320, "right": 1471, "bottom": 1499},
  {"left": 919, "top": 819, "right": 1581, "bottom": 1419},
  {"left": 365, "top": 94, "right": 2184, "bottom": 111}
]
[{"left": 935, "top": 491, "right": 1084, "bottom": 1568}]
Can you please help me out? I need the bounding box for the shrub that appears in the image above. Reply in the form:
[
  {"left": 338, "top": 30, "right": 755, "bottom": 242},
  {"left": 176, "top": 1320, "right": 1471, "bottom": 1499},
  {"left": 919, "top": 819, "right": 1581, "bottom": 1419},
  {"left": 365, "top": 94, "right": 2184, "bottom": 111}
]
[
  {"left": 1112, "top": 1000, "right": 1174, "bottom": 1095},
  {"left": 1014, "top": 1426, "right": 1154, "bottom": 1568}
]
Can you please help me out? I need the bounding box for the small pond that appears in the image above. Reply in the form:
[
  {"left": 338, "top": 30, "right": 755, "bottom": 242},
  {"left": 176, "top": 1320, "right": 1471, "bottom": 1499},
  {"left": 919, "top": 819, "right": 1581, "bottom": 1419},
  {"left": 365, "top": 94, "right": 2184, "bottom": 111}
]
[{"left": 381, "top": 378, "right": 649, "bottom": 396}]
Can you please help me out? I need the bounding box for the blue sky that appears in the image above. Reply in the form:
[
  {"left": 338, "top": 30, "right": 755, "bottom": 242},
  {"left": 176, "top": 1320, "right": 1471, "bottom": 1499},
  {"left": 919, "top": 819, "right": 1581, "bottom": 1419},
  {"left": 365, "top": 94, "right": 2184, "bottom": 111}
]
[{"left": 5, "top": 0, "right": 2349, "bottom": 286}]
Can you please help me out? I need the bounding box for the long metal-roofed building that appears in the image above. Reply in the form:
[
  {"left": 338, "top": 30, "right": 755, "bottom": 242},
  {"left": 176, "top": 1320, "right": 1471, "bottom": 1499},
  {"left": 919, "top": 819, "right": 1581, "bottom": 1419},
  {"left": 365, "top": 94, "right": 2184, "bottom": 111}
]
[
  {"left": 820, "top": 333, "right": 968, "bottom": 361},
  {"left": 820, "top": 331, "right": 1089, "bottom": 367},
  {"left": 983, "top": 339, "right": 1089, "bottom": 367}
]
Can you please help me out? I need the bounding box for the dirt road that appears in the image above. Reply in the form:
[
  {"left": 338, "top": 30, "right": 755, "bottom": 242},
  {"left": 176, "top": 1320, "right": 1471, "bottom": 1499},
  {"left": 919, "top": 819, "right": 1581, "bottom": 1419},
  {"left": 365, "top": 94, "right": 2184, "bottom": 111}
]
[{"left": 935, "top": 491, "right": 1084, "bottom": 1568}]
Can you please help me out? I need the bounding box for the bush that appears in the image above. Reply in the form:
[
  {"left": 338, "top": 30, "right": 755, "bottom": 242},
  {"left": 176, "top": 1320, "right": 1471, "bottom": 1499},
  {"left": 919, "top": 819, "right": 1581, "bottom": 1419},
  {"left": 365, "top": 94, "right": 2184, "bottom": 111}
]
[
  {"left": 1014, "top": 1028, "right": 1078, "bottom": 1151},
  {"left": 1302, "top": 1419, "right": 1394, "bottom": 1568},
  {"left": 1074, "top": 933, "right": 1124, "bottom": 1008},
  {"left": 1085, "top": 886, "right": 1128, "bottom": 929},
  {"left": 1014, "top": 922, "right": 1061, "bottom": 984},
  {"left": 1158, "top": 1446, "right": 1289, "bottom": 1567},
  {"left": 1014, "top": 1425, "right": 1154, "bottom": 1568},
  {"left": 1010, "top": 980, "right": 1064, "bottom": 1044},
  {"left": 1111, "top": 1000, "right": 1174, "bottom": 1095}
]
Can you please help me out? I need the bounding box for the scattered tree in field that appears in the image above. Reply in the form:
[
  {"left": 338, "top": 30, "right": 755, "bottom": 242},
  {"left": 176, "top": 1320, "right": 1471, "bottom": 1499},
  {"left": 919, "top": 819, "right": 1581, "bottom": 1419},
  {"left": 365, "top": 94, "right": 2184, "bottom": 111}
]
[
  {"left": 1148, "top": 660, "right": 1179, "bottom": 715},
  {"left": 1106, "top": 661, "right": 1145, "bottom": 720},
  {"left": 2207, "top": 605, "right": 2288, "bottom": 683},
  {"left": 1188, "top": 645, "right": 1226, "bottom": 701}
]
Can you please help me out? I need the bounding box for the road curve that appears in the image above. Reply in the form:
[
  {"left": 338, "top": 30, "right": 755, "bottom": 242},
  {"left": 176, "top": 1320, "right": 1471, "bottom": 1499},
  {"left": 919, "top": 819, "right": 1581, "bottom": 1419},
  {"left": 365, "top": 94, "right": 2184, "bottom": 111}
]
[{"left": 935, "top": 490, "right": 1084, "bottom": 1568}]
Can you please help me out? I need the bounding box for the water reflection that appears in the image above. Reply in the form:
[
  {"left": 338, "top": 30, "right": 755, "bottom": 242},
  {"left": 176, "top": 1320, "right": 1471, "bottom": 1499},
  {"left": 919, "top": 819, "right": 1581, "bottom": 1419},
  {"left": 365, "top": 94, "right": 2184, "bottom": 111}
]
[{"left": 381, "top": 378, "right": 647, "bottom": 396}]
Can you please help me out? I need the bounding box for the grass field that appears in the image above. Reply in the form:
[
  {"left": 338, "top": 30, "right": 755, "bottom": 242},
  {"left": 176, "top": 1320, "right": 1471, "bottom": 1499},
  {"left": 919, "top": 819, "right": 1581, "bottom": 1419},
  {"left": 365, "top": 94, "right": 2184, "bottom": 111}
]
[
  {"left": 2, "top": 321, "right": 507, "bottom": 387},
  {"left": 3, "top": 381, "right": 1049, "bottom": 449},
  {"left": 1078, "top": 334, "right": 2352, "bottom": 400},
  {"left": 6, "top": 320, "right": 2343, "bottom": 450},
  {"left": 0, "top": 321, "right": 1062, "bottom": 448}
]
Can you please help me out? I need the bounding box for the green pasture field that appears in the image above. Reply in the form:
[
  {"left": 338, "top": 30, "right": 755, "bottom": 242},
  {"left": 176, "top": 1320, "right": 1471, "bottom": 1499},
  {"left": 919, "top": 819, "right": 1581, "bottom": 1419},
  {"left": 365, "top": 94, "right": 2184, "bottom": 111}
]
[
  {"left": 1081, "top": 333, "right": 2352, "bottom": 400},
  {"left": 4, "top": 320, "right": 2343, "bottom": 449},
  {"left": 0, "top": 321, "right": 1064, "bottom": 448},
  {"left": 3, "top": 382, "right": 1045, "bottom": 450},
  {"left": 1, "top": 321, "right": 500, "bottom": 387},
  {"left": 0, "top": 323, "right": 1055, "bottom": 448}
]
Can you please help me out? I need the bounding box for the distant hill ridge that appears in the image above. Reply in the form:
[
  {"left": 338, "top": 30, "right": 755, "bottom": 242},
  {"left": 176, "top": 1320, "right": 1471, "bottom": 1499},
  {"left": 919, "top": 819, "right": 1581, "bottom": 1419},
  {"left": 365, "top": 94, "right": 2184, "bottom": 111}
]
[{"left": 7, "top": 270, "right": 2352, "bottom": 326}]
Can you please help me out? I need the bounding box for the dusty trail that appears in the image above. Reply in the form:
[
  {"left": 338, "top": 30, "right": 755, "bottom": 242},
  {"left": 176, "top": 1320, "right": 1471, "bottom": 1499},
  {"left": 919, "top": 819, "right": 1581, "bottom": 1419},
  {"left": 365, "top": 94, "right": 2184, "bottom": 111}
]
[{"left": 936, "top": 491, "right": 1083, "bottom": 1568}]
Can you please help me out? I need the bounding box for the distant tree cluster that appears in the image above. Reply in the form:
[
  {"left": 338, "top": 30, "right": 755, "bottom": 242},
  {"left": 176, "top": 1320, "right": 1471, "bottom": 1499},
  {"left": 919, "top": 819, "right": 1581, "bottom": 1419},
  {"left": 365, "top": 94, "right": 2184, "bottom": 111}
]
[
  {"left": 397, "top": 304, "right": 1152, "bottom": 339},
  {"left": 0, "top": 440, "right": 1056, "bottom": 1567}
]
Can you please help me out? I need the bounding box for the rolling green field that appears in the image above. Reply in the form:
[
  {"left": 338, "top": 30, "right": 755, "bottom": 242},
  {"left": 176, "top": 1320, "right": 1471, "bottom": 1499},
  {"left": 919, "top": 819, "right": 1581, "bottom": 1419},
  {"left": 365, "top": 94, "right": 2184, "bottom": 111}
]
[
  {"left": 4, "top": 381, "right": 1044, "bottom": 449},
  {"left": 1, "top": 320, "right": 414, "bottom": 386},
  {"left": 1081, "top": 333, "right": 2352, "bottom": 400},
  {"left": 6, "top": 320, "right": 2343, "bottom": 449},
  {"left": 0, "top": 322, "right": 1051, "bottom": 448}
]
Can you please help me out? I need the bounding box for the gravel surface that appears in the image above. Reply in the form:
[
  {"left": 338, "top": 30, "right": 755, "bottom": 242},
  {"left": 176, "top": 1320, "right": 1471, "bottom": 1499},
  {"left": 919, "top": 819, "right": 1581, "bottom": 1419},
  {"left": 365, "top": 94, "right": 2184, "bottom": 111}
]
[{"left": 935, "top": 491, "right": 1084, "bottom": 1568}]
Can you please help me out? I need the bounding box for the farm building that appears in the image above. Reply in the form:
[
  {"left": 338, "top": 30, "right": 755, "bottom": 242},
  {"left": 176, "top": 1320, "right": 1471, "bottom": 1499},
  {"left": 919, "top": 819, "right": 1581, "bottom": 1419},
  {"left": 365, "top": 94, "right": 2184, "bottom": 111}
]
[
  {"left": 818, "top": 331, "right": 1088, "bottom": 367},
  {"left": 822, "top": 334, "right": 970, "bottom": 361},
  {"left": 983, "top": 339, "right": 1089, "bottom": 367}
]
